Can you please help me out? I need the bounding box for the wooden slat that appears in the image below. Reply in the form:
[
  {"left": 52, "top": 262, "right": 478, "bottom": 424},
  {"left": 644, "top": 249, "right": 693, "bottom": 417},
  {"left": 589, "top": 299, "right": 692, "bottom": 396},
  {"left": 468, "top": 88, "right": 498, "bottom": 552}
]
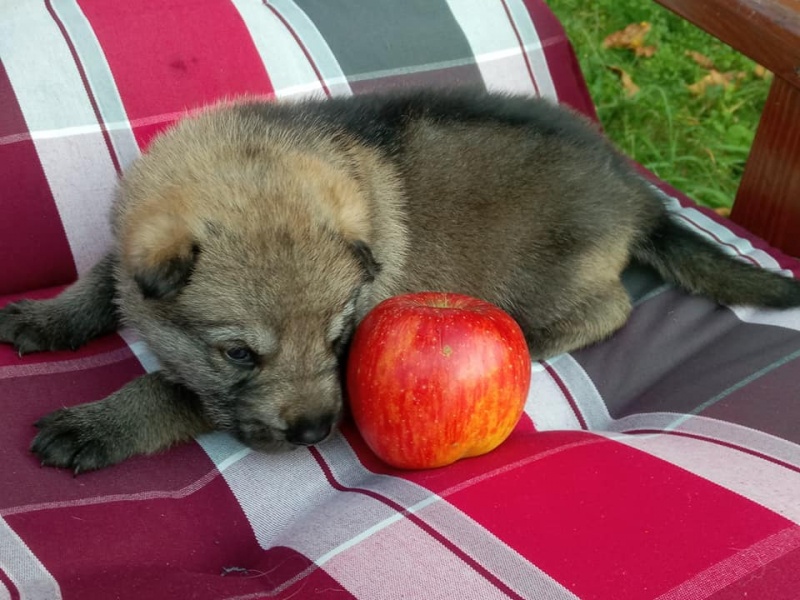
[
  {"left": 730, "top": 76, "right": 800, "bottom": 257},
  {"left": 655, "top": 0, "right": 800, "bottom": 256},
  {"left": 654, "top": 0, "right": 800, "bottom": 83}
]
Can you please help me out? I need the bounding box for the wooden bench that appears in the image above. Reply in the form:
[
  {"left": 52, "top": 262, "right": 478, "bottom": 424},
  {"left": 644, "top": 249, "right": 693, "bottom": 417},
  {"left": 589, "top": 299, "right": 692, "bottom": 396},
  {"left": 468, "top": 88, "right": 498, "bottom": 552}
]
[{"left": 655, "top": 0, "right": 800, "bottom": 256}]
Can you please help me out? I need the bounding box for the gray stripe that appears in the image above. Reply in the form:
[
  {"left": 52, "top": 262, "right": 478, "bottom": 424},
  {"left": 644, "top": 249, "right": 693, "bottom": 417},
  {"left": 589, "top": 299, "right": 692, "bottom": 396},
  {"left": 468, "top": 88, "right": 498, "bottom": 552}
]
[
  {"left": 294, "top": 0, "right": 483, "bottom": 83},
  {"left": 349, "top": 63, "right": 484, "bottom": 95},
  {"left": 690, "top": 347, "right": 800, "bottom": 417},
  {"left": 53, "top": 0, "right": 140, "bottom": 170},
  {"left": 576, "top": 289, "right": 800, "bottom": 430}
]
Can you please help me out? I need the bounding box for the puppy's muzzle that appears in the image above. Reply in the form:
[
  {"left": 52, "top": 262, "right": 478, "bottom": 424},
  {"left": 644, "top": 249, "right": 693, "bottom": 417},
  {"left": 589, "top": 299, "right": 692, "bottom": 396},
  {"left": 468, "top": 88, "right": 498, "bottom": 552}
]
[{"left": 285, "top": 414, "right": 336, "bottom": 446}]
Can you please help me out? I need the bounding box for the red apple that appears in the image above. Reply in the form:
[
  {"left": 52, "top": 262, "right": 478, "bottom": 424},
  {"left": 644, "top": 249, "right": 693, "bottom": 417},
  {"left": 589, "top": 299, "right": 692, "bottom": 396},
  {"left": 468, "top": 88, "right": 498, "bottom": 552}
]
[{"left": 346, "top": 292, "right": 532, "bottom": 469}]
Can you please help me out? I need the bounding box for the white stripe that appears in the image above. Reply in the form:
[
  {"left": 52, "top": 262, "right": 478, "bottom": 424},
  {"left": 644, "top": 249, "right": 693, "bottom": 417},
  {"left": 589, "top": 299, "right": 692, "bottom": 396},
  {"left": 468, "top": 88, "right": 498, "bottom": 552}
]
[
  {"left": 196, "top": 433, "right": 374, "bottom": 551},
  {"left": 117, "top": 329, "right": 161, "bottom": 373},
  {"left": 323, "top": 518, "right": 512, "bottom": 600},
  {"left": 607, "top": 412, "right": 800, "bottom": 470},
  {"left": 231, "top": 0, "right": 333, "bottom": 99},
  {"left": 0, "top": 347, "right": 134, "bottom": 381},
  {"left": 212, "top": 445, "right": 252, "bottom": 473},
  {"left": 606, "top": 431, "right": 800, "bottom": 524},
  {"left": 730, "top": 304, "right": 800, "bottom": 332},
  {"left": 0, "top": 518, "right": 61, "bottom": 600},
  {"left": 657, "top": 188, "right": 788, "bottom": 274},
  {"left": 51, "top": 0, "right": 140, "bottom": 170},
  {"left": 545, "top": 354, "right": 612, "bottom": 429},
  {"left": 525, "top": 360, "right": 583, "bottom": 430},
  {"left": 251, "top": 48, "right": 546, "bottom": 99},
  {"left": 200, "top": 425, "right": 577, "bottom": 598},
  {"left": 0, "top": 111, "right": 191, "bottom": 147},
  {"left": 503, "top": 0, "right": 558, "bottom": 100},
  {"left": 0, "top": 2, "right": 116, "bottom": 276},
  {"left": 444, "top": 0, "right": 538, "bottom": 95},
  {"left": 313, "top": 494, "right": 440, "bottom": 567},
  {"left": 263, "top": 0, "right": 351, "bottom": 97},
  {"left": 0, "top": 581, "right": 9, "bottom": 600},
  {"left": 676, "top": 207, "right": 786, "bottom": 272},
  {"left": 0, "top": 121, "right": 132, "bottom": 145},
  {"left": 316, "top": 435, "right": 580, "bottom": 599}
]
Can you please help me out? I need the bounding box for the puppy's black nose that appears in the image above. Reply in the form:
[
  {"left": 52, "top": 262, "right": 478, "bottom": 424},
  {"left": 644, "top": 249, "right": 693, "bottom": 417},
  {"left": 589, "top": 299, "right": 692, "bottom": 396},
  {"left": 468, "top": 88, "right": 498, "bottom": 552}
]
[{"left": 286, "top": 417, "right": 333, "bottom": 446}]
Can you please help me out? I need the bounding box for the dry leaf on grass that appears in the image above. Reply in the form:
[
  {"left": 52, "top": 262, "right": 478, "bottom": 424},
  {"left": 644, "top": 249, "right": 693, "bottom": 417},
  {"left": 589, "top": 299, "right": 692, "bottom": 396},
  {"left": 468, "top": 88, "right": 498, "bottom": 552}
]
[
  {"left": 603, "top": 22, "right": 657, "bottom": 58},
  {"left": 753, "top": 64, "right": 773, "bottom": 80},
  {"left": 687, "top": 70, "right": 747, "bottom": 96},
  {"left": 714, "top": 207, "right": 732, "bottom": 218},
  {"left": 607, "top": 66, "right": 640, "bottom": 97},
  {"left": 685, "top": 50, "right": 715, "bottom": 70}
]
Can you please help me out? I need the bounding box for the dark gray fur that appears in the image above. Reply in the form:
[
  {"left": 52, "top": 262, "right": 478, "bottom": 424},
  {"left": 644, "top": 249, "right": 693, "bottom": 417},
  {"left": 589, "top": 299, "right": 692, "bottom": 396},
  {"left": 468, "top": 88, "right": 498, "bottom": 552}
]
[{"left": 2, "top": 89, "right": 799, "bottom": 473}]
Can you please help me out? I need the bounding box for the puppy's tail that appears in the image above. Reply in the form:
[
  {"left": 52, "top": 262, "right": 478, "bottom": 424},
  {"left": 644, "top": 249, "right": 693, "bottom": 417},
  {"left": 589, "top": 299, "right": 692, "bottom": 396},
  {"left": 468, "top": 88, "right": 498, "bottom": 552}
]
[{"left": 631, "top": 214, "right": 800, "bottom": 308}]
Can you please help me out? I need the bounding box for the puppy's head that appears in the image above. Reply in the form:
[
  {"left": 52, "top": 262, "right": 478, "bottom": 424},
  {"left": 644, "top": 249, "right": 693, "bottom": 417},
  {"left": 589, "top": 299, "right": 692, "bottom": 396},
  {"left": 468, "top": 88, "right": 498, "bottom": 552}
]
[{"left": 114, "top": 108, "right": 384, "bottom": 450}]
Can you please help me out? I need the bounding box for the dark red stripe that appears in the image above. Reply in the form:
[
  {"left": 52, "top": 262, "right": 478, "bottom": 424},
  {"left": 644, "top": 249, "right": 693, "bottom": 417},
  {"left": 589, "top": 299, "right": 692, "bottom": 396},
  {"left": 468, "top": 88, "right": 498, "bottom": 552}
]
[
  {"left": 44, "top": 0, "right": 122, "bottom": 176},
  {"left": 0, "top": 569, "right": 20, "bottom": 600},
  {"left": 262, "top": 1, "right": 331, "bottom": 98},
  {"left": 5, "top": 475, "right": 270, "bottom": 600},
  {"left": 499, "top": 0, "right": 540, "bottom": 96},
  {"left": 624, "top": 429, "right": 800, "bottom": 474},
  {"left": 707, "top": 540, "right": 800, "bottom": 600},
  {"left": 542, "top": 361, "right": 588, "bottom": 429},
  {"left": 308, "top": 446, "right": 526, "bottom": 600},
  {"left": 0, "top": 66, "right": 76, "bottom": 296}
]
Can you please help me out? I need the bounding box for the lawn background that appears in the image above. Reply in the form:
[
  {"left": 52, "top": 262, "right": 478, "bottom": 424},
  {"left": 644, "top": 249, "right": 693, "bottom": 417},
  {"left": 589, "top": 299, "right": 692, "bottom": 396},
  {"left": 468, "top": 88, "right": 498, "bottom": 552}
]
[{"left": 545, "top": 0, "right": 772, "bottom": 210}]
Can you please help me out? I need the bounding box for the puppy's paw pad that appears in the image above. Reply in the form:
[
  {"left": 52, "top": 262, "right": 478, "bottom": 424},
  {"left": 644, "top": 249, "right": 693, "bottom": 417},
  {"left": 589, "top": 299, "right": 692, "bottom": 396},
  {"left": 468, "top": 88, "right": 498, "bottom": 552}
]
[{"left": 31, "top": 409, "right": 121, "bottom": 473}]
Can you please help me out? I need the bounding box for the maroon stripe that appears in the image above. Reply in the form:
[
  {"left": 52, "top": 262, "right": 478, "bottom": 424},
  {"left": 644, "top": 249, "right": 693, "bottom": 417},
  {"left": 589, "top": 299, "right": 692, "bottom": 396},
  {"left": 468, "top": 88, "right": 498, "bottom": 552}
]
[
  {"left": 498, "top": 0, "right": 540, "bottom": 96},
  {"left": 707, "top": 541, "right": 800, "bottom": 599},
  {"left": 0, "top": 67, "right": 76, "bottom": 295},
  {"left": 6, "top": 475, "right": 269, "bottom": 600},
  {"left": 262, "top": 2, "right": 331, "bottom": 98},
  {"left": 308, "top": 446, "right": 526, "bottom": 600},
  {"left": 624, "top": 429, "right": 800, "bottom": 474},
  {"left": 543, "top": 361, "right": 588, "bottom": 429},
  {"left": 0, "top": 569, "right": 20, "bottom": 600},
  {"left": 44, "top": 0, "right": 122, "bottom": 176}
]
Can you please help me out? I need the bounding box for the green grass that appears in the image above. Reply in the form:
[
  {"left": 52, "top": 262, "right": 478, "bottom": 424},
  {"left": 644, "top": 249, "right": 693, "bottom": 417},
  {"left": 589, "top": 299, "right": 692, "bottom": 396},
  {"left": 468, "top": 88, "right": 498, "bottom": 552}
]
[{"left": 545, "top": 0, "right": 771, "bottom": 209}]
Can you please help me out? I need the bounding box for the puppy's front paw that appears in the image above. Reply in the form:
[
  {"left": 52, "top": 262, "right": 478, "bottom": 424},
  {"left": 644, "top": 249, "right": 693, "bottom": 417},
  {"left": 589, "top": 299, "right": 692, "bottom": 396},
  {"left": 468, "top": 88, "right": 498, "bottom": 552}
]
[
  {"left": 31, "top": 408, "right": 130, "bottom": 474},
  {"left": 0, "top": 300, "right": 76, "bottom": 355}
]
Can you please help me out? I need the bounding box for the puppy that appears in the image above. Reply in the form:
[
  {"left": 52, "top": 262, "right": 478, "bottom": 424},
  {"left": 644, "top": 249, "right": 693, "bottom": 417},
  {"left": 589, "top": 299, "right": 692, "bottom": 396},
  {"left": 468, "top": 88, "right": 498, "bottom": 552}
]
[{"left": 2, "top": 89, "right": 799, "bottom": 472}]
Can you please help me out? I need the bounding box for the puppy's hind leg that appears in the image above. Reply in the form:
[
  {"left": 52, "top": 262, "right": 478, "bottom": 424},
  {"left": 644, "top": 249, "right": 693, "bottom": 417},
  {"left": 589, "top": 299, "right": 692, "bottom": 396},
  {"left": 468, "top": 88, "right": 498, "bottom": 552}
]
[
  {"left": 31, "top": 372, "right": 213, "bottom": 473},
  {"left": 516, "top": 282, "right": 632, "bottom": 361},
  {"left": 0, "top": 253, "right": 120, "bottom": 355}
]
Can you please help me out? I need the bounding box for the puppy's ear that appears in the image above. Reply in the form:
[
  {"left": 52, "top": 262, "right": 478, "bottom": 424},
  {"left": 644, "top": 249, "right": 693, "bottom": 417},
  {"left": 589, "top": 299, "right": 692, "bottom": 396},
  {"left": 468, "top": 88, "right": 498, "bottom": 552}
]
[
  {"left": 121, "top": 210, "right": 200, "bottom": 300},
  {"left": 351, "top": 240, "right": 381, "bottom": 282}
]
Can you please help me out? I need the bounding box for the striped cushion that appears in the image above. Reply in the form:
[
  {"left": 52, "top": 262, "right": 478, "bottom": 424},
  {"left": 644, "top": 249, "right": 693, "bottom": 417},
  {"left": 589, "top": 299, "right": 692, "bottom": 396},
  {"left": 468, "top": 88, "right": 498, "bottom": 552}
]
[{"left": 2, "top": 2, "right": 800, "bottom": 599}]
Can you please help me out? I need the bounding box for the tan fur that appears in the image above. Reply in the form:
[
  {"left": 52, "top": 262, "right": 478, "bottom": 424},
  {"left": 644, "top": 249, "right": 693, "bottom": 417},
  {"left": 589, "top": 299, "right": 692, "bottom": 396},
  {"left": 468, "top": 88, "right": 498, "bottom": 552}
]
[{"left": 121, "top": 191, "right": 196, "bottom": 273}]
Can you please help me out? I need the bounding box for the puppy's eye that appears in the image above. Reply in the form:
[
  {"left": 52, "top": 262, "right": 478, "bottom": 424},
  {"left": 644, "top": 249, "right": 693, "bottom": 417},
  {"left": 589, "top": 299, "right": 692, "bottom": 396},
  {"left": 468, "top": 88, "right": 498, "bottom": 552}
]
[{"left": 222, "top": 345, "right": 258, "bottom": 367}]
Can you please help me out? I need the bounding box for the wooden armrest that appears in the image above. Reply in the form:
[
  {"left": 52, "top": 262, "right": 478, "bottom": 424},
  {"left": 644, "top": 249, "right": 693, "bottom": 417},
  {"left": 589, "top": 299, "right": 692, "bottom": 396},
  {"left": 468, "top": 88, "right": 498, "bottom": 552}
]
[
  {"left": 654, "top": 0, "right": 800, "bottom": 257},
  {"left": 654, "top": 0, "right": 800, "bottom": 81}
]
